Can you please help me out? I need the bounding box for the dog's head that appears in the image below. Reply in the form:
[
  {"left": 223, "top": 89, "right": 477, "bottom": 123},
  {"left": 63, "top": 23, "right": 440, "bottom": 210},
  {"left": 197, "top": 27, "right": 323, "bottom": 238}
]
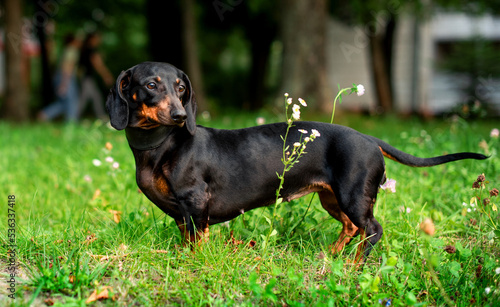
[{"left": 106, "top": 62, "right": 197, "bottom": 135}]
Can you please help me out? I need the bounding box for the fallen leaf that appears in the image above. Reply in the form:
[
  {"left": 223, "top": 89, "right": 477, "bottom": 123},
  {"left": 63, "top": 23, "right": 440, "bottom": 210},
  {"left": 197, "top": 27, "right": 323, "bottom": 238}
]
[
  {"left": 153, "top": 250, "right": 170, "bottom": 254},
  {"left": 444, "top": 245, "right": 456, "bottom": 254},
  {"left": 228, "top": 231, "right": 244, "bottom": 245},
  {"left": 105, "top": 142, "right": 113, "bottom": 151},
  {"left": 92, "top": 189, "right": 101, "bottom": 201},
  {"left": 85, "top": 286, "right": 114, "bottom": 304},
  {"left": 227, "top": 231, "right": 256, "bottom": 248},
  {"left": 109, "top": 210, "right": 122, "bottom": 223},
  {"left": 247, "top": 240, "right": 256, "bottom": 248},
  {"left": 420, "top": 218, "right": 435, "bottom": 236}
]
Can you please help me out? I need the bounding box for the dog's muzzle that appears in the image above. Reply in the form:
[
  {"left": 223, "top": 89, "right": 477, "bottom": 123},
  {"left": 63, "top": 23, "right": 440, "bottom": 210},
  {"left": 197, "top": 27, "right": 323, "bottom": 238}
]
[{"left": 171, "top": 109, "right": 187, "bottom": 125}]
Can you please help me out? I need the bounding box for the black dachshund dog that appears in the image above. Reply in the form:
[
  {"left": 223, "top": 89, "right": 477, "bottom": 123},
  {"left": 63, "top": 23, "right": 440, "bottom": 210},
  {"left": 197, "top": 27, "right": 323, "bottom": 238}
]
[{"left": 106, "top": 62, "right": 487, "bottom": 262}]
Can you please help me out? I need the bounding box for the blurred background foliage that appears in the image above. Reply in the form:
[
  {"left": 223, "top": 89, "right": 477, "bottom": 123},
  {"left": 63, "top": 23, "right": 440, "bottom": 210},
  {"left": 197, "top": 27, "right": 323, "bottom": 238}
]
[{"left": 1, "top": 0, "right": 500, "bottom": 121}]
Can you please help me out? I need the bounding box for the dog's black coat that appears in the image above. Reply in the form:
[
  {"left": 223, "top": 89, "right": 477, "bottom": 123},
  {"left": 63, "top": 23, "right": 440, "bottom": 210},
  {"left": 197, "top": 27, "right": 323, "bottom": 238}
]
[{"left": 106, "top": 62, "right": 487, "bottom": 261}]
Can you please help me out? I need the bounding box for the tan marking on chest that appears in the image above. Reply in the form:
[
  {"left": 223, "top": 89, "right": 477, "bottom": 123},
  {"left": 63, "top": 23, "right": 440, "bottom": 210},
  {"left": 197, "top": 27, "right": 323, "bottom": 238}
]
[{"left": 153, "top": 174, "right": 170, "bottom": 195}]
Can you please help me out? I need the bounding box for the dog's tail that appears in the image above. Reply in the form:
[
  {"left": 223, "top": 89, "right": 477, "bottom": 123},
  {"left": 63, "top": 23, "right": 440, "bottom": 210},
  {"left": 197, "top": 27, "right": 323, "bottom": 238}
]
[{"left": 367, "top": 136, "right": 488, "bottom": 167}]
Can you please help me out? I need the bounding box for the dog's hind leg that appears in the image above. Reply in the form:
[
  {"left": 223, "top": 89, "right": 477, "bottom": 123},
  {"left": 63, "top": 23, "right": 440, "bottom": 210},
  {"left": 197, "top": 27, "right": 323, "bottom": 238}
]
[
  {"left": 334, "top": 179, "right": 384, "bottom": 264},
  {"left": 318, "top": 191, "right": 360, "bottom": 254}
]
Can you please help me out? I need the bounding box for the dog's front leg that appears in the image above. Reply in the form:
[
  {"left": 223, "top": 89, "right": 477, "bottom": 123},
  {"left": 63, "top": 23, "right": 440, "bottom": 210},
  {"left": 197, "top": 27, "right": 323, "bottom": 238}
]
[
  {"left": 174, "top": 190, "right": 210, "bottom": 247},
  {"left": 175, "top": 218, "right": 209, "bottom": 247}
]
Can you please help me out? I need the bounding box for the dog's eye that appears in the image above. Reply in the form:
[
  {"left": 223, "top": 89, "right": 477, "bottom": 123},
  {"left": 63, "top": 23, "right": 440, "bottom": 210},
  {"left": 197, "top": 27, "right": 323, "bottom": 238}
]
[
  {"left": 146, "top": 82, "right": 156, "bottom": 90},
  {"left": 179, "top": 85, "right": 185, "bottom": 93}
]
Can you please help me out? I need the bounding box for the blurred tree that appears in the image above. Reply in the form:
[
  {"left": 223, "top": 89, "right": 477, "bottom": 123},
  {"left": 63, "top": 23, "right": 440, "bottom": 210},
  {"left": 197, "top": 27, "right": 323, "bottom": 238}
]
[
  {"left": 146, "top": 0, "right": 183, "bottom": 67},
  {"left": 181, "top": 0, "right": 206, "bottom": 111},
  {"left": 34, "top": 0, "right": 55, "bottom": 108},
  {"left": 1, "top": 0, "right": 30, "bottom": 121},
  {"left": 198, "top": 0, "right": 278, "bottom": 111},
  {"left": 280, "top": 0, "right": 331, "bottom": 111},
  {"left": 146, "top": 0, "right": 206, "bottom": 111},
  {"left": 244, "top": 2, "right": 278, "bottom": 110},
  {"left": 331, "top": 0, "right": 403, "bottom": 113}
]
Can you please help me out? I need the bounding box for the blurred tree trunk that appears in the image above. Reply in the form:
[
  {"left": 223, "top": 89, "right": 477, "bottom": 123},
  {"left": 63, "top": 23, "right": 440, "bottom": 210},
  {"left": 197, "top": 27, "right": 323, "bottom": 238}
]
[
  {"left": 247, "top": 36, "right": 272, "bottom": 110},
  {"left": 367, "top": 14, "right": 395, "bottom": 113},
  {"left": 34, "top": 0, "right": 55, "bottom": 108},
  {"left": 244, "top": 8, "right": 277, "bottom": 111},
  {"left": 181, "top": 0, "right": 206, "bottom": 112},
  {"left": 369, "top": 35, "right": 392, "bottom": 112},
  {"left": 146, "top": 0, "right": 206, "bottom": 111},
  {"left": 146, "top": 0, "right": 183, "bottom": 68},
  {"left": 1, "top": 0, "right": 30, "bottom": 121},
  {"left": 280, "top": 0, "right": 331, "bottom": 111}
]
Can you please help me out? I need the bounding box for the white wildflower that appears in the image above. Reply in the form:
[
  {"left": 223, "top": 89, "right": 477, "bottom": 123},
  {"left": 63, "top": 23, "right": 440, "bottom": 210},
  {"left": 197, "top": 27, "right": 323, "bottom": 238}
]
[
  {"left": 298, "top": 129, "right": 308, "bottom": 134},
  {"left": 293, "top": 142, "right": 301, "bottom": 148},
  {"left": 287, "top": 98, "right": 293, "bottom": 105},
  {"left": 105, "top": 156, "right": 114, "bottom": 163},
  {"left": 311, "top": 129, "right": 320, "bottom": 137},
  {"left": 495, "top": 267, "right": 500, "bottom": 274},
  {"left": 292, "top": 104, "right": 301, "bottom": 120},
  {"left": 356, "top": 84, "right": 365, "bottom": 96},
  {"left": 298, "top": 98, "right": 307, "bottom": 107},
  {"left": 92, "top": 159, "right": 102, "bottom": 167},
  {"left": 485, "top": 287, "right": 491, "bottom": 295},
  {"left": 112, "top": 162, "right": 120, "bottom": 169}
]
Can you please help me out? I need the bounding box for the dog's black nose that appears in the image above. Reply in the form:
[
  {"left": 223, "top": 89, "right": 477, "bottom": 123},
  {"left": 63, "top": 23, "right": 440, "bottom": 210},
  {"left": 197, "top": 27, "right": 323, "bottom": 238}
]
[{"left": 171, "top": 110, "right": 187, "bottom": 124}]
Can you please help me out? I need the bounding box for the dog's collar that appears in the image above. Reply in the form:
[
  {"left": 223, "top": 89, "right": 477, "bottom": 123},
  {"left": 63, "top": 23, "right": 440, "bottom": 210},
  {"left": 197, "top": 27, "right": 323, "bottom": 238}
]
[{"left": 125, "top": 126, "right": 172, "bottom": 151}]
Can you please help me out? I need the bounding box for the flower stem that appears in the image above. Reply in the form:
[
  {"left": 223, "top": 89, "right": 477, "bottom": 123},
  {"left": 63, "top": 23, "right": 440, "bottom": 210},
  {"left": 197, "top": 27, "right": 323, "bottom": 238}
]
[{"left": 330, "top": 88, "right": 349, "bottom": 124}]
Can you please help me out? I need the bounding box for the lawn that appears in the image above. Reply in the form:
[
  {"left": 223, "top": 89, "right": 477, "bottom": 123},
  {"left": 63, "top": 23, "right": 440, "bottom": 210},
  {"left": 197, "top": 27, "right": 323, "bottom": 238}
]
[{"left": 0, "top": 111, "right": 499, "bottom": 306}]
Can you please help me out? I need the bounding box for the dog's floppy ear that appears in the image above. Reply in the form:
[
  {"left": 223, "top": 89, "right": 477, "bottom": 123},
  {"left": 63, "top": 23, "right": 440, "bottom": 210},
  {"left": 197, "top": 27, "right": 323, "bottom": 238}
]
[
  {"left": 181, "top": 72, "right": 197, "bottom": 135},
  {"left": 106, "top": 69, "right": 132, "bottom": 130}
]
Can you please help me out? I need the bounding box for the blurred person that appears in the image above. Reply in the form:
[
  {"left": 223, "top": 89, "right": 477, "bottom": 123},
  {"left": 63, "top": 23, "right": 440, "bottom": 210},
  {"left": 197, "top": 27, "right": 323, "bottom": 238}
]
[
  {"left": 38, "top": 34, "right": 81, "bottom": 122},
  {"left": 77, "top": 32, "right": 113, "bottom": 121}
]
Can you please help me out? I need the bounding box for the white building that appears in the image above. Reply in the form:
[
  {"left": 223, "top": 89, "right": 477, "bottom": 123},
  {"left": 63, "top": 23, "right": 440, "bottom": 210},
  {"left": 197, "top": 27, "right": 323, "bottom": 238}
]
[{"left": 327, "top": 12, "right": 500, "bottom": 115}]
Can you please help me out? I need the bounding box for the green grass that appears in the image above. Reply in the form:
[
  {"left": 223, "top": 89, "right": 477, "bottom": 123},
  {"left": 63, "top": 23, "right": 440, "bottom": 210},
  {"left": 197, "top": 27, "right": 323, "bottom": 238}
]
[{"left": 0, "top": 113, "right": 499, "bottom": 306}]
